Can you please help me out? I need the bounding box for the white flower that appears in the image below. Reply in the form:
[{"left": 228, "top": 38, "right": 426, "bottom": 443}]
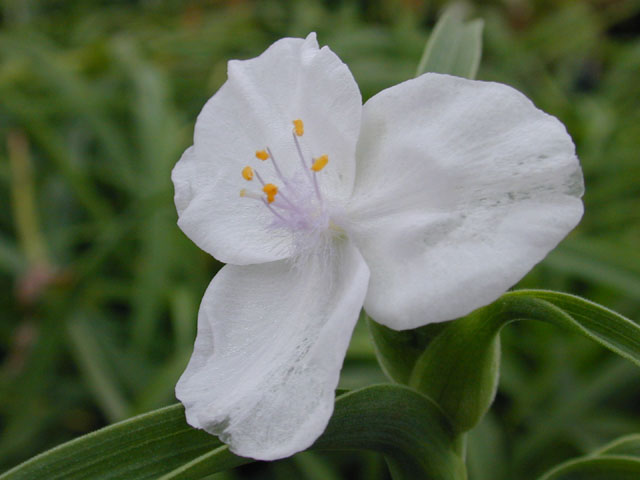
[{"left": 172, "top": 33, "right": 583, "bottom": 461}]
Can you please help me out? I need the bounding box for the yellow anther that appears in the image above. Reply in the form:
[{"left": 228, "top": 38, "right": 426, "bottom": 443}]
[
  {"left": 262, "top": 183, "right": 278, "bottom": 204},
  {"left": 311, "top": 154, "right": 329, "bottom": 172},
  {"left": 242, "top": 166, "right": 253, "bottom": 181},
  {"left": 239, "top": 188, "right": 246, "bottom": 197},
  {"left": 255, "top": 150, "right": 269, "bottom": 161},
  {"left": 293, "top": 119, "right": 304, "bottom": 136}
]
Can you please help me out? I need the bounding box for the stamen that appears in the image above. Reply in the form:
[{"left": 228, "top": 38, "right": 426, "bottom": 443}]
[
  {"left": 311, "top": 155, "right": 328, "bottom": 172},
  {"left": 263, "top": 199, "right": 287, "bottom": 221},
  {"left": 242, "top": 120, "right": 332, "bottom": 231},
  {"left": 254, "top": 170, "right": 292, "bottom": 207},
  {"left": 266, "top": 147, "right": 290, "bottom": 188},
  {"left": 263, "top": 183, "right": 278, "bottom": 204},
  {"left": 242, "top": 166, "right": 253, "bottom": 181},
  {"left": 292, "top": 132, "right": 322, "bottom": 201},
  {"left": 292, "top": 132, "right": 310, "bottom": 172},
  {"left": 255, "top": 150, "right": 269, "bottom": 161},
  {"left": 254, "top": 170, "right": 267, "bottom": 187},
  {"left": 239, "top": 189, "right": 263, "bottom": 200}
]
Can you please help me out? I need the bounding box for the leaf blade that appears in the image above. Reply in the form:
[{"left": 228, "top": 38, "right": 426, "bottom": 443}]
[
  {"left": 593, "top": 434, "right": 640, "bottom": 458},
  {"left": 0, "top": 405, "right": 222, "bottom": 480},
  {"left": 405, "top": 290, "right": 640, "bottom": 434},
  {"left": 0, "top": 385, "right": 465, "bottom": 480},
  {"left": 415, "top": 6, "right": 484, "bottom": 79},
  {"left": 315, "top": 384, "right": 466, "bottom": 480},
  {"left": 537, "top": 455, "right": 640, "bottom": 480}
]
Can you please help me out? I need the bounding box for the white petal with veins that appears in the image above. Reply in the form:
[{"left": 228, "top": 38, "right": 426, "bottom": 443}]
[
  {"left": 176, "top": 239, "right": 370, "bottom": 460},
  {"left": 348, "top": 73, "right": 583, "bottom": 329},
  {"left": 173, "top": 34, "right": 362, "bottom": 265}
]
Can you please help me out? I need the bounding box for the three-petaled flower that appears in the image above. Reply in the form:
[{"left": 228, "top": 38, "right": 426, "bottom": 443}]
[{"left": 172, "top": 33, "right": 583, "bottom": 461}]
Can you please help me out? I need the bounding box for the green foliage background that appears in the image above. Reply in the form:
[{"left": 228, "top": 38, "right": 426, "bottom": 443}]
[{"left": 0, "top": 0, "right": 639, "bottom": 478}]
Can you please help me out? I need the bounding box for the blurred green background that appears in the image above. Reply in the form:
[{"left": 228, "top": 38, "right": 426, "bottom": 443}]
[{"left": 1, "top": 0, "right": 639, "bottom": 478}]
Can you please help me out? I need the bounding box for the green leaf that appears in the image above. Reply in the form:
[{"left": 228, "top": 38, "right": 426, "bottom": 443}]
[
  {"left": 545, "top": 237, "right": 640, "bottom": 301},
  {"left": 155, "top": 446, "right": 247, "bottom": 480},
  {"left": 0, "top": 232, "right": 24, "bottom": 275},
  {"left": 593, "top": 434, "right": 640, "bottom": 457},
  {"left": 0, "top": 385, "right": 465, "bottom": 480},
  {"left": 367, "top": 318, "right": 447, "bottom": 384},
  {"left": 415, "top": 5, "right": 484, "bottom": 79},
  {"left": 537, "top": 456, "right": 640, "bottom": 480},
  {"left": 0, "top": 405, "right": 233, "bottom": 480},
  {"left": 291, "top": 452, "right": 341, "bottom": 480},
  {"left": 315, "top": 385, "right": 466, "bottom": 480},
  {"left": 407, "top": 290, "right": 640, "bottom": 434},
  {"left": 501, "top": 290, "right": 640, "bottom": 367},
  {"left": 536, "top": 435, "right": 640, "bottom": 479},
  {"left": 0, "top": 33, "right": 136, "bottom": 190},
  {"left": 66, "top": 315, "right": 131, "bottom": 422},
  {"left": 409, "top": 308, "right": 501, "bottom": 433}
]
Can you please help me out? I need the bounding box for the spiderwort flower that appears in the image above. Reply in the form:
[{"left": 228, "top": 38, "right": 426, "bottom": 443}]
[{"left": 172, "top": 33, "right": 583, "bottom": 460}]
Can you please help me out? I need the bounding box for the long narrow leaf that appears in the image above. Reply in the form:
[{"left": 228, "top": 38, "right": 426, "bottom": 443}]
[
  {"left": 537, "top": 455, "right": 640, "bottom": 480},
  {"left": 0, "top": 385, "right": 465, "bottom": 480},
  {"left": 66, "top": 316, "right": 131, "bottom": 422},
  {"left": 593, "top": 434, "right": 640, "bottom": 457},
  {"left": 402, "top": 290, "right": 640, "bottom": 433},
  {"left": 0, "top": 405, "right": 222, "bottom": 480},
  {"left": 415, "top": 6, "right": 483, "bottom": 78}
]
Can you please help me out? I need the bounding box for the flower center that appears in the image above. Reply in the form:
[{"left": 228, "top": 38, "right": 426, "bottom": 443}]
[{"left": 239, "top": 119, "right": 332, "bottom": 238}]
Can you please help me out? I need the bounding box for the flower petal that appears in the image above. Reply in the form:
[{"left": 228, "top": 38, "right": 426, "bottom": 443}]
[
  {"left": 348, "top": 73, "right": 583, "bottom": 329},
  {"left": 173, "top": 33, "right": 362, "bottom": 265},
  {"left": 175, "top": 239, "right": 370, "bottom": 460}
]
